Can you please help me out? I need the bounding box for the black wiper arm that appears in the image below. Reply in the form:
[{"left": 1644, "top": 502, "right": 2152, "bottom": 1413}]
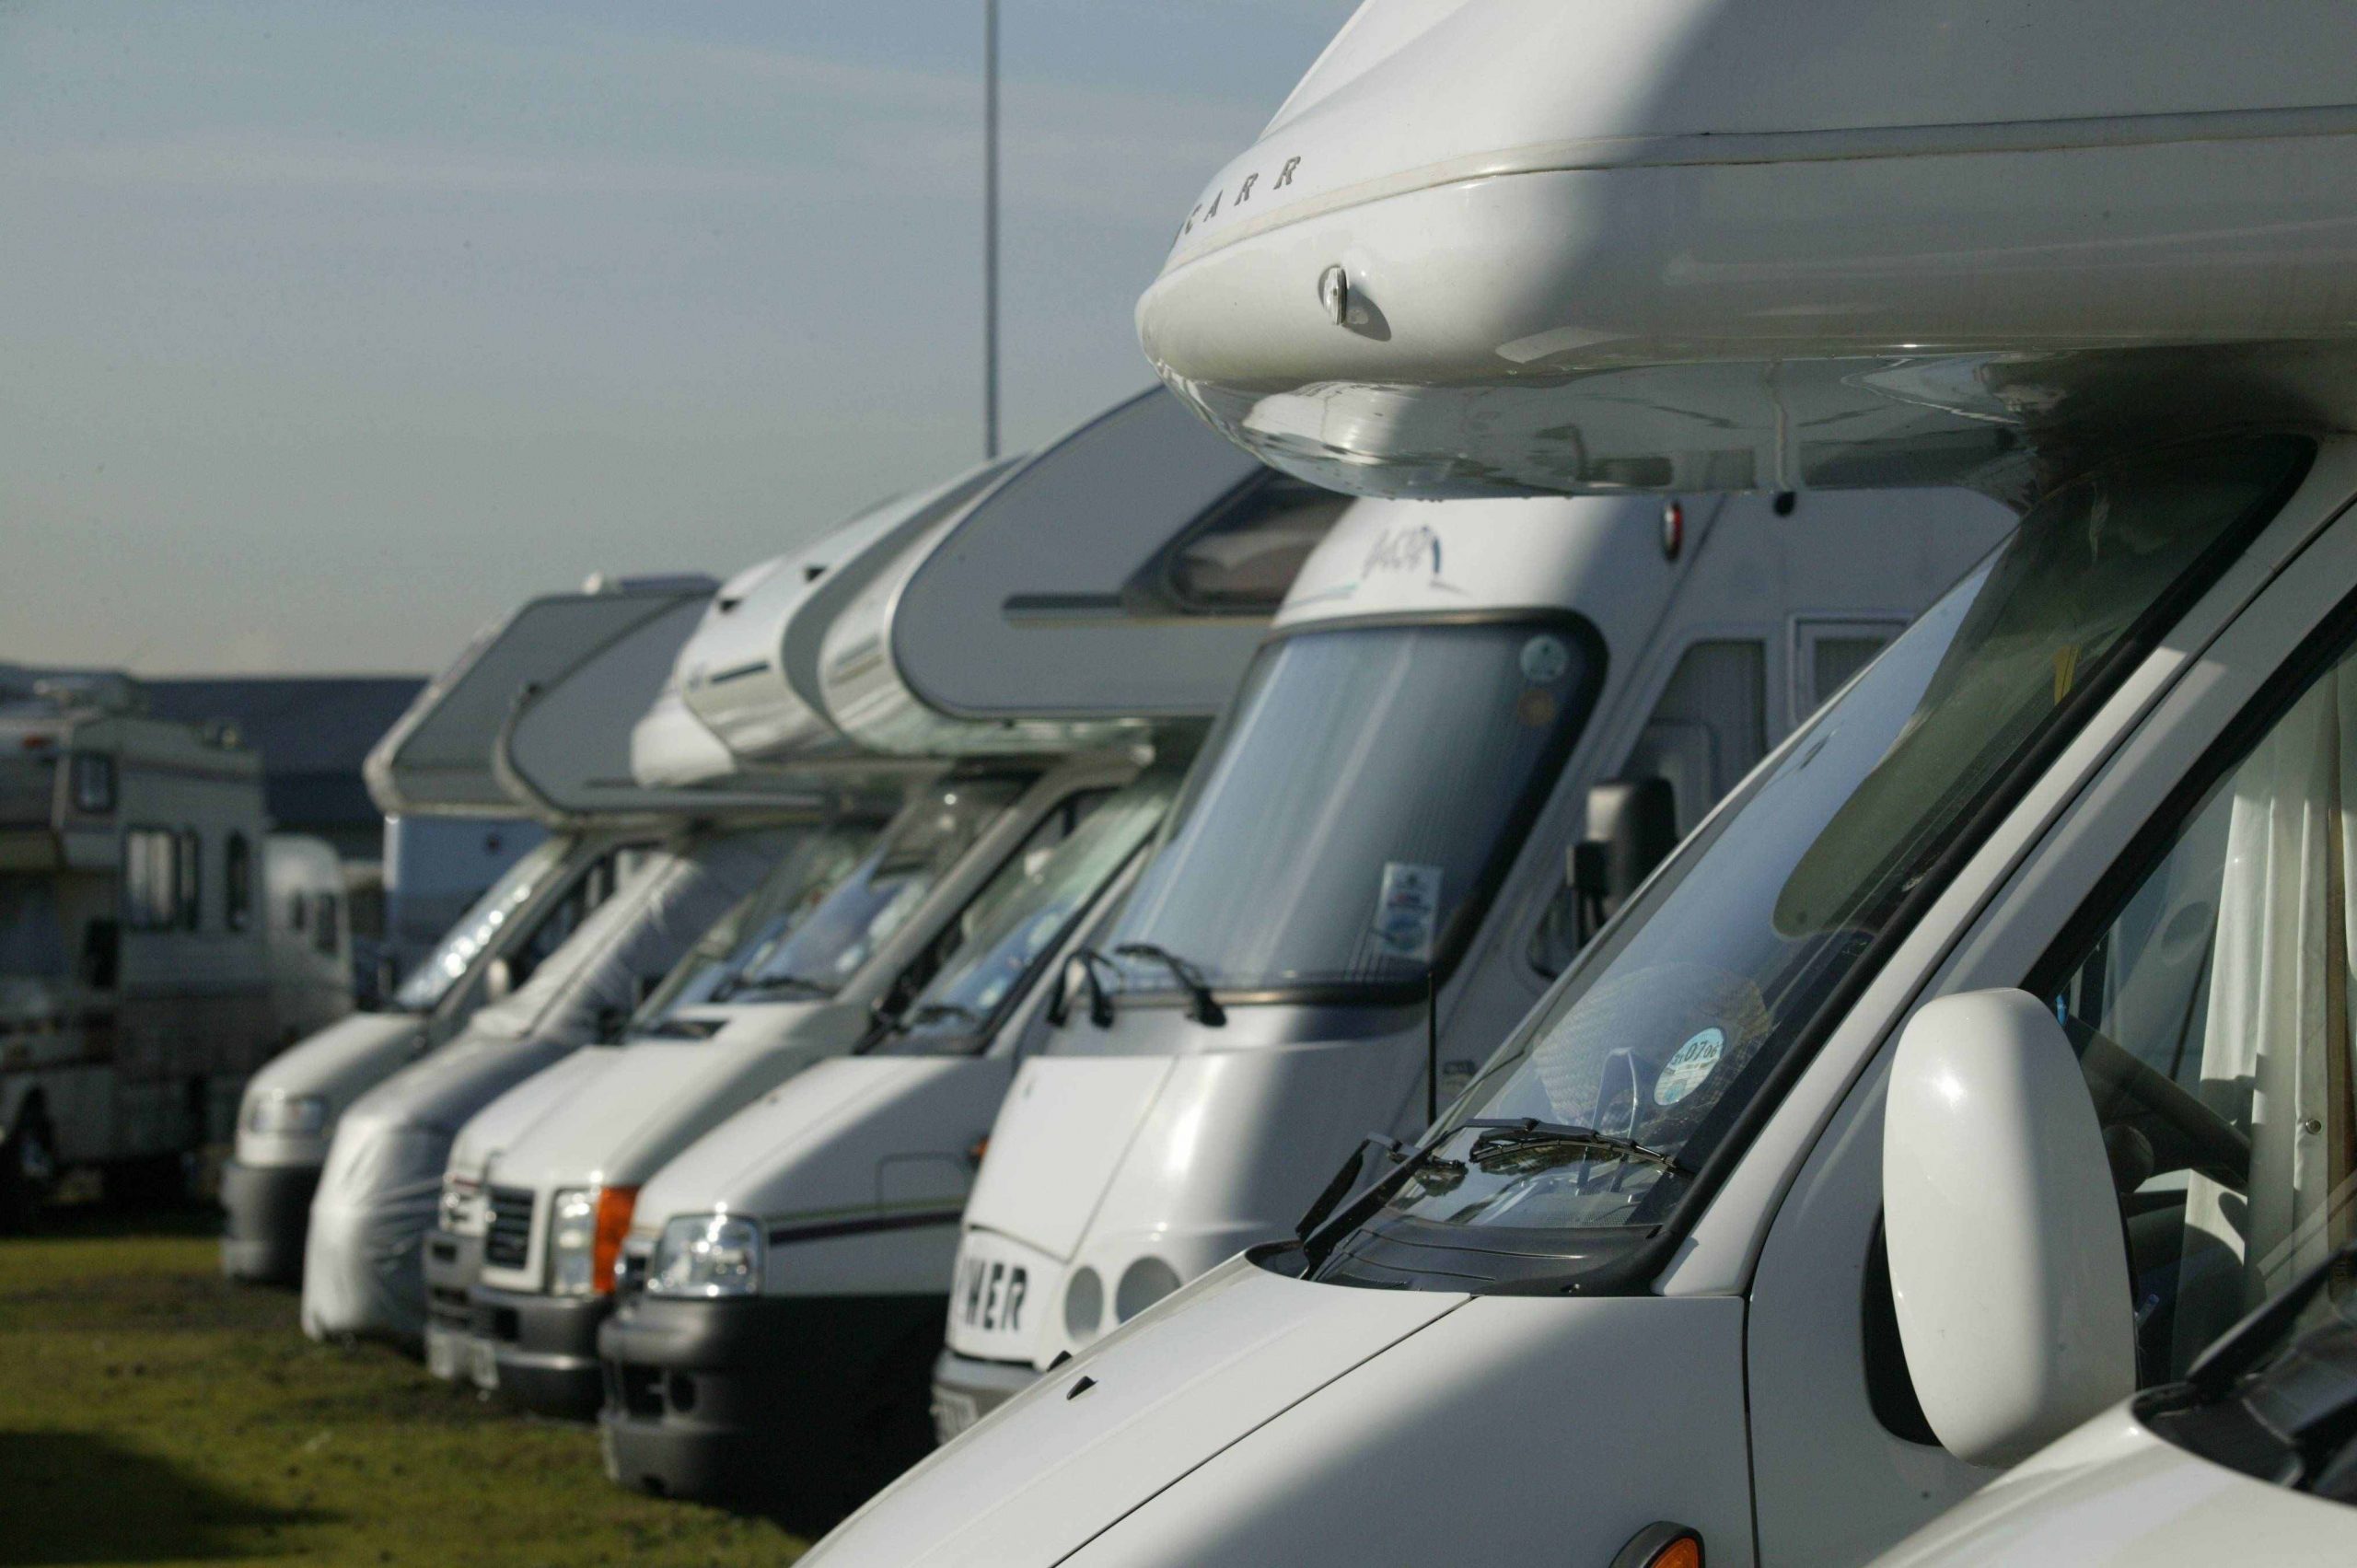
[
  {"left": 725, "top": 972, "right": 836, "bottom": 1003},
  {"left": 1459, "top": 1117, "right": 1691, "bottom": 1175},
  {"left": 2187, "top": 1234, "right": 2357, "bottom": 1400},
  {"left": 888, "top": 1001, "right": 984, "bottom": 1035},
  {"left": 1112, "top": 943, "right": 1225, "bottom": 1026}
]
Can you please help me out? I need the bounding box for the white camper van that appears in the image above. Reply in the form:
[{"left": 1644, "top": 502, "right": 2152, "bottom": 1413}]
[
  {"left": 802, "top": 6, "right": 2357, "bottom": 1567},
  {"left": 928, "top": 487, "right": 2009, "bottom": 1435},
  {"left": 222, "top": 579, "right": 725, "bottom": 1283},
  {"left": 298, "top": 575, "right": 847, "bottom": 1342},
  {"left": 445, "top": 389, "right": 1329, "bottom": 1429},
  {"left": 263, "top": 835, "right": 355, "bottom": 1048},
  {"left": 592, "top": 390, "right": 1335, "bottom": 1512},
  {"left": 0, "top": 672, "right": 275, "bottom": 1215}
]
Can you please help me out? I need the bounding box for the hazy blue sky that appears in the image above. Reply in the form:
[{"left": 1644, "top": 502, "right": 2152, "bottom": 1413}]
[{"left": 0, "top": 1, "right": 1355, "bottom": 673}]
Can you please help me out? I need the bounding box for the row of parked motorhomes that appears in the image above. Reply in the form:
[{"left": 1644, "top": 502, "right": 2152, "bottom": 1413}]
[{"left": 189, "top": 0, "right": 2357, "bottom": 1560}]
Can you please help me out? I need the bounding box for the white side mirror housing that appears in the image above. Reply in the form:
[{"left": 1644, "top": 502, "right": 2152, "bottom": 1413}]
[{"left": 1882, "top": 988, "right": 2134, "bottom": 1469}]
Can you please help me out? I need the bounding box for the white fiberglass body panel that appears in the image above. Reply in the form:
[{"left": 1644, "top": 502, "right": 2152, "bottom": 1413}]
[
  {"left": 1137, "top": 1, "right": 2357, "bottom": 500},
  {"left": 366, "top": 577, "right": 716, "bottom": 821},
  {"left": 668, "top": 462, "right": 1015, "bottom": 774},
  {"left": 819, "top": 389, "right": 1329, "bottom": 757}
]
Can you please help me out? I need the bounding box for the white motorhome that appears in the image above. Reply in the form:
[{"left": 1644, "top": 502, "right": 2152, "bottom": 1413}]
[
  {"left": 928, "top": 487, "right": 2008, "bottom": 1436},
  {"left": 802, "top": 5, "right": 2357, "bottom": 1566},
  {"left": 443, "top": 389, "right": 1328, "bottom": 1431},
  {"left": 263, "top": 834, "right": 355, "bottom": 1049},
  {"left": 297, "top": 575, "right": 847, "bottom": 1342},
  {"left": 222, "top": 579, "right": 726, "bottom": 1283},
  {"left": 592, "top": 389, "right": 1337, "bottom": 1515},
  {"left": 0, "top": 672, "right": 274, "bottom": 1215}
]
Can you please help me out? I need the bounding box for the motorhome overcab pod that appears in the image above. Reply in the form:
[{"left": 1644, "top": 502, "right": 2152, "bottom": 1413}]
[
  {"left": 1135, "top": 0, "right": 2357, "bottom": 505},
  {"left": 1, "top": 672, "right": 273, "bottom": 1220},
  {"left": 300, "top": 576, "right": 836, "bottom": 1342},
  {"left": 589, "top": 390, "right": 1341, "bottom": 1505},
  {"left": 926, "top": 485, "right": 2010, "bottom": 1439},
  {"left": 225, "top": 578, "right": 728, "bottom": 1283}
]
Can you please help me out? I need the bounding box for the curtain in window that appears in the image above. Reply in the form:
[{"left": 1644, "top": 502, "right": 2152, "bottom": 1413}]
[{"left": 2182, "top": 668, "right": 2357, "bottom": 1364}]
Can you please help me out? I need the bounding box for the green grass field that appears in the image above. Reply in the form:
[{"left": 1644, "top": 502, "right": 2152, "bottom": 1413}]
[{"left": 0, "top": 1209, "right": 807, "bottom": 1566}]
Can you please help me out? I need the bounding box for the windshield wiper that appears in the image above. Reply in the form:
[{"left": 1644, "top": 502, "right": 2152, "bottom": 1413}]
[
  {"left": 717, "top": 971, "right": 836, "bottom": 1004},
  {"left": 2186, "top": 1234, "right": 2357, "bottom": 1400},
  {"left": 1113, "top": 943, "right": 1225, "bottom": 1026},
  {"left": 1458, "top": 1117, "right": 1690, "bottom": 1175},
  {"left": 884, "top": 1001, "right": 985, "bottom": 1036}
]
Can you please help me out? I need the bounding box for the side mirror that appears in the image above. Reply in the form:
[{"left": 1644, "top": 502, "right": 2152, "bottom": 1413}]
[
  {"left": 482, "top": 956, "right": 515, "bottom": 1003},
  {"left": 1572, "top": 777, "right": 1678, "bottom": 943},
  {"left": 1882, "top": 989, "right": 2134, "bottom": 1468}
]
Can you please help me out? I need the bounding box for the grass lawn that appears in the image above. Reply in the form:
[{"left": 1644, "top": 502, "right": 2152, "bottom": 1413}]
[{"left": 0, "top": 1208, "right": 807, "bottom": 1566}]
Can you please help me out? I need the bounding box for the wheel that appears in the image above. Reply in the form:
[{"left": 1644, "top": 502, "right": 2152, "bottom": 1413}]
[{"left": 0, "top": 1107, "right": 59, "bottom": 1232}]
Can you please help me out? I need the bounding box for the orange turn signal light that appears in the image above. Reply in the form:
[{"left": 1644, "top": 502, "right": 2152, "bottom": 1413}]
[
  {"left": 591, "top": 1186, "right": 639, "bottom": 1295},
  {"left": 1610, "top": 1522, "right": 1702, "bottom": 1568}
]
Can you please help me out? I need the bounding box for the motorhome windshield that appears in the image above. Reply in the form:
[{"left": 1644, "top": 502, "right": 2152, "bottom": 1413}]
[
  {"left": 1314, "top": 439, "right": 2310, "bottom": 1284},
  {"left": 715, "top": 778, "right": 1028, "bottom": 1004},
  {"left": 632, "top": 823, "right": 877, "bottom": 1025},
  {"left": 391, "top": 836, "right": 572, "bottom": 1012},
  {"left": 887, "top": 772, "right": 1178, "bottom": 1047},
  {"left": 1105, "top": 619, "right": 1596, "bottom": 999}
]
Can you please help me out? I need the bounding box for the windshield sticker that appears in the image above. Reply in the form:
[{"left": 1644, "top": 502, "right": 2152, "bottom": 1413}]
[
  {"left": 1372, "top": 862, "right": 1444, "bottom": 963},
  {"left": 1519, "top": 634, "right": 1571, "bottom": 686},
  {"left": 1654, "top": 1027, "right": 1725, "bottom": 1106}
]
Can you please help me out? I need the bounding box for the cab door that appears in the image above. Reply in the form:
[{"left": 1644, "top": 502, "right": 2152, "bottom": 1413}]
[{"left": 1743, "top": 459, "right": 2357, "bottom": 1563}]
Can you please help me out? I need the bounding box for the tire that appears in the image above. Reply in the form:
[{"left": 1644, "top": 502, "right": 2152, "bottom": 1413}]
[{"left": 0, "top": 1108, "right": 59, "bottom": 1233}]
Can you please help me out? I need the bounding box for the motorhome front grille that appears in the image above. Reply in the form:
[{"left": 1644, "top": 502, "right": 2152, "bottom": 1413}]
[{"left": 483, "top": 1188, "right": 534, "bottom": 1269}]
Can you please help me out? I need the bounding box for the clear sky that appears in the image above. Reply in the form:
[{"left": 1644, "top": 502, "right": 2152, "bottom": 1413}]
[{"left": 0, "top": 0, "right": 1356, "bottom": 674}]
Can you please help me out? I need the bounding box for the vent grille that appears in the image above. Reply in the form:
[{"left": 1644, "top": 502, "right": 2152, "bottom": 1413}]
[{"left": 483, "top": 1186, "right": 534, "bottom": 1270}]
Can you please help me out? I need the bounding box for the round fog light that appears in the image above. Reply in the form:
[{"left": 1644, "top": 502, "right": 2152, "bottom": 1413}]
[
  {"left": 1115, "top": 1257, "right": 1181, "bottom": 1323},
  {"left": 1063, "top": 1267, "right": 1104, "bottom": 1342}
]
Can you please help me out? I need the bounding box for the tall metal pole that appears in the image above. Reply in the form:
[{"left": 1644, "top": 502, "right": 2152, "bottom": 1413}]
[{"left": 982, "top": 0, "right": 1001, "bottom": 459}]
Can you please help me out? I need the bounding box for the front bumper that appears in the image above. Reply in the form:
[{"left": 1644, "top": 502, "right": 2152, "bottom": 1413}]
[
  {"left": 472, "top": 1283, "right": 610, "bottom": 1420},
  {"left": 598, "top": 1290, "right": 946, "bottom": 1510},
  {"left": 218, "top": 1160, "right": 320, "bottom": 1285},
  {"left": 930, "top": 1345, "right": 1044, "bottom": 1445},
  {"left": 423, "top": 1227, "right": 490, "bottom": 1387}
]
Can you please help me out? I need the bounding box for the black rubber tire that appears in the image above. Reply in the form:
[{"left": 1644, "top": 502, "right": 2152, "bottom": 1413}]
[{"left": 0, "top": 1109, "right": 58, "bottom": 1233}]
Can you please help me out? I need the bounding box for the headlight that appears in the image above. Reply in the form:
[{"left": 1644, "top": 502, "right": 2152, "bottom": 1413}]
[
  {"left": 244, "top": 1092, "right": 328, "bottom": 1138},
  {"left": 1115, "top": 1256, "right": 1181, "bottom": 1323},
  {"left": 647, "top": 1214, "right": 763, "bottom": 1298},
  {"left": 547, "top": 1185, "right": 637, "bottom": 1296}
]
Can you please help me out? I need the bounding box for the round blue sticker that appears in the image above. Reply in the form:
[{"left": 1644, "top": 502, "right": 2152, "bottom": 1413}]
[{"left": 1655, "top": 1027, "right": 1725, "bottom": 1106}]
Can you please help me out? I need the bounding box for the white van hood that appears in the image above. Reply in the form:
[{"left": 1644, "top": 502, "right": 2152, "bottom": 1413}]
[
  {"left": 633, "top": 1055, "right": 925, "bottom": 1225},
  {"left": 236, "top": 1011, "right": 427, "bottom": 1167},
  {"left": 447, "top": 1044, "right": 623, "bottom": 1184},
  {"left": 804, "top": 1257, "right": 1458, "bottom": 1567},
  {"left": 484, "top": 1016, "right": 862, "bottom": 1192},
  {"left": 813, "top": 1277, "right": 1753, "bottom": 1566}
]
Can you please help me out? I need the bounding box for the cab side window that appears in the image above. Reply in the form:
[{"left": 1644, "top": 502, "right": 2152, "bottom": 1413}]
[
  {"left": 2049, "top": 641, "right": 2357, "bottom": 1383},
  {"left": 886, "top": 792, "right": 1105, "bottom": 1021},
  {"left": 509, "top": 844, "right": 635, "bottom": 988}
]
